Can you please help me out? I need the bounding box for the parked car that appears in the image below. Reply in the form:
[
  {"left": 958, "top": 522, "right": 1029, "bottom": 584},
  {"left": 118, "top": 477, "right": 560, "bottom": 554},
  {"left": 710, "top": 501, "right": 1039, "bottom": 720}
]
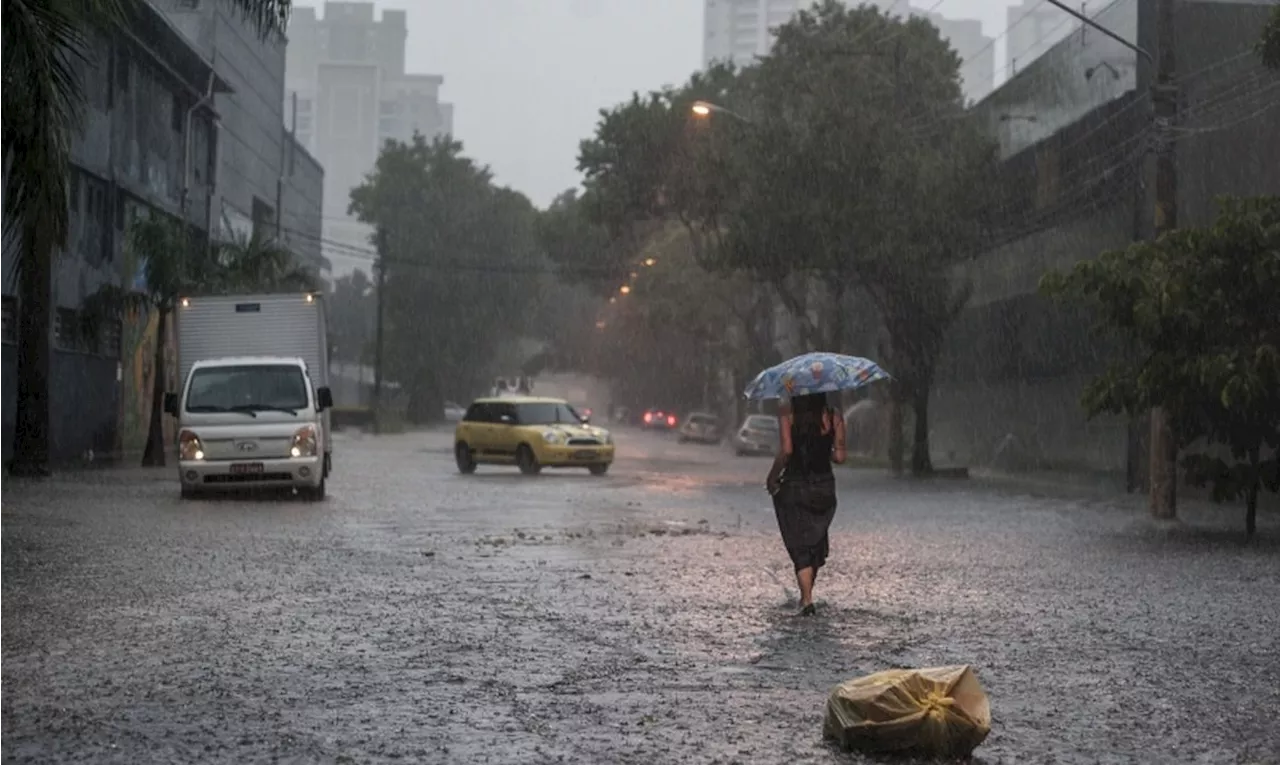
[
  {"left": 731, "top": 414, "right": 779, "bottom": 456},
  {"left": 454, "top": 396, "right": 615, "bottom": 476},
  {"left": 678, "top": 412, "right": 723, "bottom": 444},
  {"left": 641, "top": 408, "right": 679, "bottom": 430},
  {"left": 443, "top": 401, "right": 466, "bottom": 422}
]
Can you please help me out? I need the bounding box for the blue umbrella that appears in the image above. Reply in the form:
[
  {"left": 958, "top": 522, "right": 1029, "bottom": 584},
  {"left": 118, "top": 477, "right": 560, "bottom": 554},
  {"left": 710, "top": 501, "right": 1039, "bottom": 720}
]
[{"left": 743, "top": 352, "right": 891, "bottom": 400}]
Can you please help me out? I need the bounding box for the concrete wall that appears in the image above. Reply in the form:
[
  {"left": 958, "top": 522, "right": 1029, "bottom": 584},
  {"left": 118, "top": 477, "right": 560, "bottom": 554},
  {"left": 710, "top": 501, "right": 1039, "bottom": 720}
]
[
  {"left": 931, "top": 0, "right": 1279, "bottom": 481},
  {"left": 282, "top": 136, "right": 326, "bottom": 274}
]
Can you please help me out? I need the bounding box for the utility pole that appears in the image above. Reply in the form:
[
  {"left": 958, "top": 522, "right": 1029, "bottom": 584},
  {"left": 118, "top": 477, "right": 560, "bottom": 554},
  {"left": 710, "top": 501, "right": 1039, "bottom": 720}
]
[
  {"left": 1043, "top": 0, "right": 1175, "bottom": 518},
  {"left": 1147, "top": 0, "right": 1179, "bottom": 519},
  {"left": 372, "top": 227, "right": 387, "bottom": 432}
]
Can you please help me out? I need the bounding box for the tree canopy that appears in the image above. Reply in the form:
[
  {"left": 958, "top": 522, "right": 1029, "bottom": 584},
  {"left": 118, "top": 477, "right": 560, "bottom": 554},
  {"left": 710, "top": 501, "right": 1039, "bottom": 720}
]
[
  {"left": 1041, "top": 196, "right": 1280, "bottom": 538},
  {"left": 349, "top": 135, "right": 545, "bottom": 420},
  {"left": 572, "top": 0, "right": 998, "bottom": 473}
]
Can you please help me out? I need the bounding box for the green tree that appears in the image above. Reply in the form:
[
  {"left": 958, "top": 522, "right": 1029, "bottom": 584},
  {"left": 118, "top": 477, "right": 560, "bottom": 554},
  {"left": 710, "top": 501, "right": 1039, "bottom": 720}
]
[
  {"left": 349, "top": 135, "right": 543, "bottom": 422},
  {"left": 1260, "top": 2, "right": 1280, "bottom": 70},
  {"left": 3, "top": 0, "right": 291, "bottom": 476},
  {"left": 83, "top": 216, "right": 315, "bottom": 467},
  {"left": 1041, "top": 196, "right": 1280, "bottom": 538},
  {"left": 327, "top": 269, "right": 376, "bottom": 365}
]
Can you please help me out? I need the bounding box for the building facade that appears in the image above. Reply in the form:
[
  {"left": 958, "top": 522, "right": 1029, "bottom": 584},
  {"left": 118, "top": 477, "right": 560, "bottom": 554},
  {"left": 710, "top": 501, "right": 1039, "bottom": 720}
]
[
  {"left": 2, "top": 5, "right": 224, "bottom": 464},
  {"left": 284, "top": 3, "right": 454, "bottom": 278},
  {"left": 933, "top": 0, "right": 1280, "bottom": 488},
  {"left": 152, "top": 0, "right": 326, "bottom": 275},
  {"left": 702, "top": 1, "right": 993, "bottom": 102},
  {"left": 919, "top": 11, "right": 995, "bottom": 103}
]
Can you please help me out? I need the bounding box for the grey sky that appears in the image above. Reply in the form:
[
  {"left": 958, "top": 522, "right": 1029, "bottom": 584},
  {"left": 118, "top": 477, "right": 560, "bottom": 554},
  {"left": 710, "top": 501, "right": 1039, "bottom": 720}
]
[{"left": 372, "top": 0, "right": 1026, "bottom": 208}]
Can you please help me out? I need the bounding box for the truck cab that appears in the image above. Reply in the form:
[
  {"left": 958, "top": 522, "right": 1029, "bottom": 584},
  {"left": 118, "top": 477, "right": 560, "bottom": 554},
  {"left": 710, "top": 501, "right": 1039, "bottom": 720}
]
[{"left": 164, "top": 356, "right": 333, "bottom": 500}]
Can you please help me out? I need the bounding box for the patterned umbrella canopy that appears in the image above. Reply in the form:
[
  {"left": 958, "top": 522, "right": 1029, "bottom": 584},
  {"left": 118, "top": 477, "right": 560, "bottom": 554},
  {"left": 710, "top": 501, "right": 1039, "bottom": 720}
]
[{"left": 743, "top": 352, "right": 891, "bottom": 400}]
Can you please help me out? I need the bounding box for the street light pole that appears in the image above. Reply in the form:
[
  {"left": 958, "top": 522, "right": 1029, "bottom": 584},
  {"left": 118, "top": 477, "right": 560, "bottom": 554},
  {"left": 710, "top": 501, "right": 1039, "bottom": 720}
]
[{"left": 372, "top": 227, "right": 387, "bottom": 432}]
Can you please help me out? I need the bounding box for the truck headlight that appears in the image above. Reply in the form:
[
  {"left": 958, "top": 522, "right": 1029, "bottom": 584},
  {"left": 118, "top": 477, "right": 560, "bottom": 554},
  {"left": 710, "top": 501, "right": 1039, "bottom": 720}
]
[
  {"left": 291, "top": 425, "right": 318, "bottom": 457},
  {"left": 179, "top": 430, "right": 204, "bottom": 461},
  {"left": 541, "top": 430, "right": 564, "bottom": 445}
]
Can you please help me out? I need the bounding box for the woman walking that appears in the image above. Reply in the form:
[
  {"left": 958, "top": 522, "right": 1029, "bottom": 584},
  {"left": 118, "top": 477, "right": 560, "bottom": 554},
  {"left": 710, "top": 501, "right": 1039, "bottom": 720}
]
[{"left": 766, "top": 392, "right": 847, "bottom": 616}]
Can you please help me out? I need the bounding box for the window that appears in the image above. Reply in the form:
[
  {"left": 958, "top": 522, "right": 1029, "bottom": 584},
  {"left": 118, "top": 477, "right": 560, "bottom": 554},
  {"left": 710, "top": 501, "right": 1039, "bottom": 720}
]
[
  {"left": 464, "top": 402, "right": 493, "bottom": 423},
  {"left": 251, "top": 197, "right": 275, "bottom": 239},
  {"left": 513, "top": 402, "right": 581, "bottom": 425},
  {"left": 296, "top": 115, "right": 312, "bottom": 132},
  {"left": 296, "top": 98, "right": 313, "bottom": 113},
  {"left": 98, "top": 319, "right": 122, "bottom": 357},
  {"left": 379, "top": 100, "right": 399, "bottom": 115},
  {"left": 1, "top": 296, "right": 16, "bottom": 345},
  {"left": 54, "top": 308, "right": 83, "bottom": 352},
  {"left": 185, "top": 364, "right": 311, "bottom": 413}
]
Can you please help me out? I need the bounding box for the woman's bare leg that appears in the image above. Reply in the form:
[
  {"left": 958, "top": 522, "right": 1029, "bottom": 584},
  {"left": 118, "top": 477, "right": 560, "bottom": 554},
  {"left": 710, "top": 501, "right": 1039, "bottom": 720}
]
[{"left": 796, "top": 566, "right": 815, "bottom": 608}]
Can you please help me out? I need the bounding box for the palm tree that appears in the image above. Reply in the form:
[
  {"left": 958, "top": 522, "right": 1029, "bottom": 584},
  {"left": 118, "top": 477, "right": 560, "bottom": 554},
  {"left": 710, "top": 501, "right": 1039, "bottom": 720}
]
[
  {"left": 2, "top": 0, "right": 291, "bottom": 476},
  {"left": 84, "top": 216, "right": 317, "bottom": 467}
]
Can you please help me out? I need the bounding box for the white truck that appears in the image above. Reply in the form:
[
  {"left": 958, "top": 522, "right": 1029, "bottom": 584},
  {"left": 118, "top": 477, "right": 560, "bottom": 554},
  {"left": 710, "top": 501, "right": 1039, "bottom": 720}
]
[{"left": 163, "top": 292, "right": 333, "bottom": 500}]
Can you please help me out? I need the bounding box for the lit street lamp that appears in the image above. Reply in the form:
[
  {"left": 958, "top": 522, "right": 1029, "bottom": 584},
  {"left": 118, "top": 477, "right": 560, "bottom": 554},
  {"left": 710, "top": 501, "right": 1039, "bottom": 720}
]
[{"left": 690, "top": 100, "right": 751, "bottom": 123}]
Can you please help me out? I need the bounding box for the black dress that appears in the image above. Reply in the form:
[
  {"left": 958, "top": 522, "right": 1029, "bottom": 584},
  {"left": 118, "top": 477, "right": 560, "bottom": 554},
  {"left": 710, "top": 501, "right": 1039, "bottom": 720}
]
[{"left": 772, "top": 410, "right": 838, "bottom": 572}]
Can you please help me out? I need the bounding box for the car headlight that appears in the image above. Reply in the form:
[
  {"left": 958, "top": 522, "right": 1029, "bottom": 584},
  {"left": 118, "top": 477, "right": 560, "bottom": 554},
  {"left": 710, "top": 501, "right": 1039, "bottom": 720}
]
[
  {"left": 541, "top": 430, "right": 565, "bottom": 445},
  {"left": 179, "top": 430, "right": 204, "bottom": 461},
  {"left": 291, "top": 425, "right": 318, "bottom": 457}
]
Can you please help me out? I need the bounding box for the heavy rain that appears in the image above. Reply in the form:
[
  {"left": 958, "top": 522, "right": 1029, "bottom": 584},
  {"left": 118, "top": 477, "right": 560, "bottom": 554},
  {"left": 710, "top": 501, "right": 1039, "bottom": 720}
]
[{"left": 3, "top": 1, "right": 1279, "bottom": 763}]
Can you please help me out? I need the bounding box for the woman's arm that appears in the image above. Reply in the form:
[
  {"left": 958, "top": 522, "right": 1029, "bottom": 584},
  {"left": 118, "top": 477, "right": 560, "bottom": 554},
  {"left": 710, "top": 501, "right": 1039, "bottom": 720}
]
[
  {"left": 766, "top": 412, "right": 793, "bottom": 492},
  {"left": 832, "top": 411, "right": 847, "bottom": 465}
]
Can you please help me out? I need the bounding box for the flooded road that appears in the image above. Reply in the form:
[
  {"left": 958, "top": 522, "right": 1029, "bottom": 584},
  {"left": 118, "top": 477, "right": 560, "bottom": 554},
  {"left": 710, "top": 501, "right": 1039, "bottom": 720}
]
[{"left": 3, "top": 428, "right": 1278, "bottom": 764}]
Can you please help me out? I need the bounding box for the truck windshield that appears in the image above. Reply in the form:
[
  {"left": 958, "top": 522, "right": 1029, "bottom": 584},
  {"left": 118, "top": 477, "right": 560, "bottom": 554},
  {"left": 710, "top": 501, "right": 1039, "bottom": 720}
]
[{"left": 186, "top": 364, "right": 310, "bottom": 414}]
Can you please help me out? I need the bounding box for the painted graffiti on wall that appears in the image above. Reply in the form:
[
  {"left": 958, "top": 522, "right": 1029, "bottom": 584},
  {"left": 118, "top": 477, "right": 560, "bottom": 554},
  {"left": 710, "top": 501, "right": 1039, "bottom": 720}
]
[{"left": 118, "top": 307, "right": 178, "bottom": 456}]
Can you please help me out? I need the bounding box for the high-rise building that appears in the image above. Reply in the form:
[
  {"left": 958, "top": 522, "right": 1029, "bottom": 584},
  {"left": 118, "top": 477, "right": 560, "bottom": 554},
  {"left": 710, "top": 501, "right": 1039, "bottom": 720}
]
[
  {"left": 703, "top": 1, "right": 992, "bottom": 104},
  {"left": 918, "top": 12, "right": 994, "bottom": 104},
  {"left": 1005, "top": 0, "right": 1073, "bottom": 79},
  {"left": 702, "top": 0, "right": 814, "bottom": 68},
  {"left": 285, "top": 3, "right": 454, "bottom": 276}
]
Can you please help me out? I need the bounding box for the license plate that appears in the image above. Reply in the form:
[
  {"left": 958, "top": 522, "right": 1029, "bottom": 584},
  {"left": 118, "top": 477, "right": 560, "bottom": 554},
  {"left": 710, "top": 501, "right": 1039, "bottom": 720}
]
[
  {"left": 230, "top": 463, "right": 264, "bottom": 474},
  {"left": 573, "top": 450, "right": 595, "bottom": 460}
]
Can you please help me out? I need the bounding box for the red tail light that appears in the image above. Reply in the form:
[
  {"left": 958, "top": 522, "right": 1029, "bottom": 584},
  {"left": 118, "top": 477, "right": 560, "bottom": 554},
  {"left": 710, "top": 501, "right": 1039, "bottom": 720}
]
[
  {"left": 667, "top": 415, "right": 677, "bottom": 426},
  {"left": 644, "top": 412, "right": 653, "bottom": 423}
]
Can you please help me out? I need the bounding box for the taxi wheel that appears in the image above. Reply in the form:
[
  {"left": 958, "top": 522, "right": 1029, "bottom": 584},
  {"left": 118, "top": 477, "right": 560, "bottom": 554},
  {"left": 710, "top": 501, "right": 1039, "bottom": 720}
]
[
  {"left": 455, "top": 442, "right": 477, "bottom": 474},
  {"left": 588, "top": 463, "right": 610, "bottom": 476},
  {"left": 516, "top": 444, "right": 542, "bottom": 475}
]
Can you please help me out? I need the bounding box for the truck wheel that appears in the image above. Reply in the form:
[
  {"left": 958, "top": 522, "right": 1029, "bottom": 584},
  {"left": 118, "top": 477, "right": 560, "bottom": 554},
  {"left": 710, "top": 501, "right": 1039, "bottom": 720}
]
[
  {"left": 516, "top": 444, "right": 541, "bottom": 475},
  {"left": 588, "top": 463, "right": 610, "bottom": 476},
  {"left": 302, "top": 479, "right": 326, "bottom": 501},
  {"left": 456, "top": 442, "right": 477, "bottom": 474}
]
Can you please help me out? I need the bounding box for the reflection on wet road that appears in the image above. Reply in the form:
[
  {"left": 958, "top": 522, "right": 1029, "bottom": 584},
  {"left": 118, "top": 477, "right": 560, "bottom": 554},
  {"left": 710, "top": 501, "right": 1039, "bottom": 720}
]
[{"left": 3, "top": 427, "right": 1278, "bottom": 764}]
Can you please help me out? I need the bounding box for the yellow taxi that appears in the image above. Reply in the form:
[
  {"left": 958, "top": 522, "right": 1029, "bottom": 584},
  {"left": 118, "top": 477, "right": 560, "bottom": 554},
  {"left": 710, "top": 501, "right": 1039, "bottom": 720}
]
[{"left": 454, "top": 396, "right": 616, "bottom": 475}]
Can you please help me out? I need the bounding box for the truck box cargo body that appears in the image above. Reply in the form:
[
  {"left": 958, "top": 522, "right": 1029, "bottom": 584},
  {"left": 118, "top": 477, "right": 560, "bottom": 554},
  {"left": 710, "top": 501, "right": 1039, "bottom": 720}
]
[{"left": 168, "top": 293, "right": 333, "bottom": 499}]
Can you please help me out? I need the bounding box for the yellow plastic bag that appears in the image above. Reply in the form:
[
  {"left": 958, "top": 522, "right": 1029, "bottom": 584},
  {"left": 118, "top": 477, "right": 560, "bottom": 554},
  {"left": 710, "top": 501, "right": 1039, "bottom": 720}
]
[{"left": 822, "top": 664, "right": 992, "bottom": 757}]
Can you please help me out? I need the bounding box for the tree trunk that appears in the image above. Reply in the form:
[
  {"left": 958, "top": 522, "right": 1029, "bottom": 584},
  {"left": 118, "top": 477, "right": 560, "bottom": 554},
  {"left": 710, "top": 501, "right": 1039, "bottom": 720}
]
[
  {"left": 910, "top": 384, "right": 934, "bottom": 476},
  {"left": 1245, "top": 482, "right": 1258, "bottom": 541},
  {"left": 1148, "top": 406, "right": 1177, "bottom": 519},
  {"left": 9, "top": 228, "right": 54, "bottom": 477},
  {"left": 141, "top": 308, "right": 168, "bottom": 467},
  {"left": 887, "top": 383, "right": 905, "bottom": 475}
]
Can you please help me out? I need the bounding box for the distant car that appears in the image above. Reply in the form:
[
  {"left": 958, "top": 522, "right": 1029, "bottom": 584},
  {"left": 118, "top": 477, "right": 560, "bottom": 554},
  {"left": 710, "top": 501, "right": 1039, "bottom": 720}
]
[
  {"left": 454, "top": 396, "right": 615, "bottom": 476},
  {"left": 678, "top": 412, "right": 723, "bottom": 445},
  {"left": 731, "top": 414, "right": 779, "bottom": 456},
  {"left": 641, "top": 408, "right": 679, "bottom": 430},
  {"left": 443, "top": 401, "right": 466, "bottom": 422}
]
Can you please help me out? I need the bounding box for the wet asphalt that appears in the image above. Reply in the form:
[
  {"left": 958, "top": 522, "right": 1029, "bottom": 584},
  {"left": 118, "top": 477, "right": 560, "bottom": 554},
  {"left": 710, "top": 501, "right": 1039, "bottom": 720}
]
[{"left": 3, "top": 427, "right": 1279, "bottom": 765}]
